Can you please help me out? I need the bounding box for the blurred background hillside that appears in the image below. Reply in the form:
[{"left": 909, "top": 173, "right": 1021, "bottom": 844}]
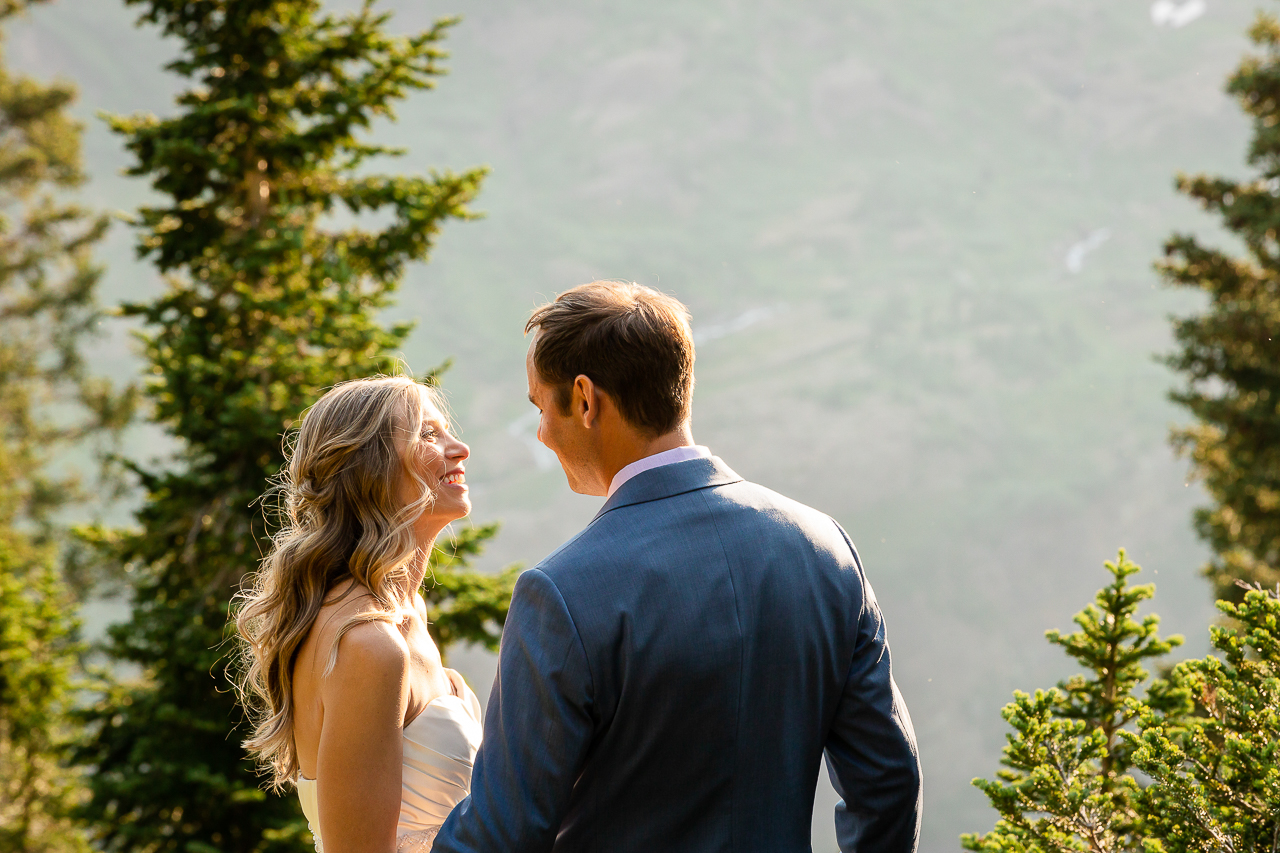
[{"left": 8, "top": 0, "right": 1257, "bottom": 849}]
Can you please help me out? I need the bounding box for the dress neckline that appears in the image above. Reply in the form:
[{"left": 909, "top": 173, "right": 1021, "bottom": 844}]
[
  {"left": 403, "top": 689, "right": 467, "bottom": 729},
  {"left": 297, "top": 691, "right": 471, "bottom": 784}
]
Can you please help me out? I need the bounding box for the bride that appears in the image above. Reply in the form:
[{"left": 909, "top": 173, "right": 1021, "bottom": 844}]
[{"left": 235, "top": 375, "right": 481, "bottom": 853}]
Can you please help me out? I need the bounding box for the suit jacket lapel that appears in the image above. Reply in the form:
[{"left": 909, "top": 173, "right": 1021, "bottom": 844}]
[{"left": 591, "top": 456, "right": 744, "bottom": 522}]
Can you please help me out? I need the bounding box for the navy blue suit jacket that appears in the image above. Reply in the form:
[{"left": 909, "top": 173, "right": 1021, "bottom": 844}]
[{"left": 434, "top": 456, "right": 921, "bottom": 853}]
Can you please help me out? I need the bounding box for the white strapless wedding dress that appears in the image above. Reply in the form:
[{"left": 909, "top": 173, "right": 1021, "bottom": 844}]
[{"left": 297, "top": 684, "right": 483, "bottom": 853}]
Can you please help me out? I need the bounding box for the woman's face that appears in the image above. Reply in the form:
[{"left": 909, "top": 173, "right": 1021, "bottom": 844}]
[{"left": 397, "top": 390, "right": 471, "bottom": 542}]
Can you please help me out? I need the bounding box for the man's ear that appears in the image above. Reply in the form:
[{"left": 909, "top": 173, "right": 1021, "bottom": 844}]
[{"left": 573, "top": 374, "right": 598, "bottom": 427}]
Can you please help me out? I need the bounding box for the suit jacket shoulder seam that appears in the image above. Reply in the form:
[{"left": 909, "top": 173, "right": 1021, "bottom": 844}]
[
  {"left": 697, "top": 489, "right": 745, "bottom": 848},
  {"left": 527, "top": 567, "right": 597, "bottom": 706}
]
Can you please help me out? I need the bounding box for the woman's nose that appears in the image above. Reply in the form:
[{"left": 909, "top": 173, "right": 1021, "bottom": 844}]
[{"left": 451, "top": 438, "right": 470, "bottom": 460}]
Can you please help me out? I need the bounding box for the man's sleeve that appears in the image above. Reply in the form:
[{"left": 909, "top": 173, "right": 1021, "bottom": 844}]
[
  {"left": 433, "top": 567, "right": 594, "bottom": 853},
  {"left": 824, "top": 523, "right": 923, "bottom": 853}
]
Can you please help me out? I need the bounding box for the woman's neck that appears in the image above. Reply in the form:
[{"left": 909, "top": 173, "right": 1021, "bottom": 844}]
[{"left": 402, "top": 528, "right": 444, "bottom": 603}]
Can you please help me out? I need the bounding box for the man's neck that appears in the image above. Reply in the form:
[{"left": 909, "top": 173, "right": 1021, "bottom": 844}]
[{"left": 597, "top": 425, "right": 694, "bottom": 493}]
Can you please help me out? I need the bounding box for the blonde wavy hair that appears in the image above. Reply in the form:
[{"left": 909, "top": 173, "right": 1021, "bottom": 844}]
[{"left": 234, "top": 375, "right": 445, "bottom": 790}]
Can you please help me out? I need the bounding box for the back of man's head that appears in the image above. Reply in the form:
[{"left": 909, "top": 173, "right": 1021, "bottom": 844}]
[{"left": 526, "top": 281, "right": 695, "bottom": 437}]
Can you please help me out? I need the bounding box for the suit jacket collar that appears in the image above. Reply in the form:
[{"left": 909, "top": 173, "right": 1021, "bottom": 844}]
[{"left": 591, "top": 455, "right": 744, "bottom": 522}]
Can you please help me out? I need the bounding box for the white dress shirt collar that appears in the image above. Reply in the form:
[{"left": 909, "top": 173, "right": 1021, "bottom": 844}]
[{"left": 606, "top": 445, "right": 712, "bottom": 498}]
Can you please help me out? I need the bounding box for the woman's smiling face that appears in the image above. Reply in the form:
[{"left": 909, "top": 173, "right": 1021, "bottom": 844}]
[{"left": 396, "top": 388, "right": 471, "bottom": 542}]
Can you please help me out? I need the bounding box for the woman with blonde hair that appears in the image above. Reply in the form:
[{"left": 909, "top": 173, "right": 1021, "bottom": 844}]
[{"left": 235, "top": 375, "right": 480, "bottom": 853}]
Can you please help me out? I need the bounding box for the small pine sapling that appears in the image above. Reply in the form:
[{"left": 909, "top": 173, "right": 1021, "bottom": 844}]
[{"left": 963, "top": 550, "right": 1188, "bottom": 853}]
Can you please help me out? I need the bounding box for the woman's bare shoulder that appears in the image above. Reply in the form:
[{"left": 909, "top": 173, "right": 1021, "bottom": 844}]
[
  {"left": 334, "top": 619, "right": 409, "bottom": 672},
  {"left": 291, "top": 584, "right": 409, "bottom": 777},
  {"left": 318, "top": 615, "right": 410, "bottom": 720},
  {"left": 303, "top": 583, "right": 409, "bottom": 681}
]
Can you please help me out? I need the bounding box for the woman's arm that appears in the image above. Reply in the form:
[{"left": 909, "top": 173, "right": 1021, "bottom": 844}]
[{"left": 315, "top": 620, "right": 410, "bottom": 853}]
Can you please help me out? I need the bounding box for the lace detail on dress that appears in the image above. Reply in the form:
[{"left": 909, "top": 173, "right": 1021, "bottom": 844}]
[
  {"left": 303, "top": 824, "right": 434, "bottom": 853},
  {"left": 396, "top": 826, "right": 441, "bottom": 853},
  {"left": 302, "top": 818, "right": 435, "bottom": 853}
]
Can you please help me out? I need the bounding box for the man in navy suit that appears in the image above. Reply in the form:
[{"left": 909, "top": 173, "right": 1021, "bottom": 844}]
[{"left": 435, "top": 281, "right": 921, "bottom": 853}]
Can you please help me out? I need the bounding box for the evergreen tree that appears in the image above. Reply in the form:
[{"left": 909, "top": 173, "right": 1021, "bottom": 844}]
[
  {"left": 0, "top": 0, "right": 122, "bottom": 849},
  {"left": 962, "top": 551, "right": 1188, "bottom": 852},
  {"left": 1161, "top": 11, "right": 1280, "bottom": 601},
  {"left": 74, "top": 2, "right": 511, "bottom": 851},
  {"left": 1131, "top": 586, "right": 1280, "bottom": 852}
]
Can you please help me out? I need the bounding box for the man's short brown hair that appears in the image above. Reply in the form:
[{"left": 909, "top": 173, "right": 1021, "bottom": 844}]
[{"left": 525, "top": 281, "right": 695, "bottom": 436}]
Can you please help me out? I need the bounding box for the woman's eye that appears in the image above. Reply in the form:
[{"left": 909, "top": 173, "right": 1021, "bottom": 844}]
[{"left": 421, "top": 427, "right": 438, "bottom": 440}]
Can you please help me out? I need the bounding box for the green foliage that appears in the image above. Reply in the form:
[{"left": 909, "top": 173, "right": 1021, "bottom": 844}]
[
  {"left": 1160, "top": 11, "right": 1280, "bottom": 601},
  {"left": 0, "top": 538, "right": 90, "bottom": 853},
  {"left": 422, "top": 523, "right": 518, "bottom": 660},
  {"left": 1130, "top": 588, "right": 1280, "bottom": 852},
  {"left": 963, "top": 551, "right": 1188, "bottom": 853},
  {"left": 73, "top": 2, "right": 501, "bottom": 851}
]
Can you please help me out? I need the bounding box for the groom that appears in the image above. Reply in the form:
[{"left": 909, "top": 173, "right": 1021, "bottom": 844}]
[{"left": 434, "top": 282, "right": 921, "bottom": 853}]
